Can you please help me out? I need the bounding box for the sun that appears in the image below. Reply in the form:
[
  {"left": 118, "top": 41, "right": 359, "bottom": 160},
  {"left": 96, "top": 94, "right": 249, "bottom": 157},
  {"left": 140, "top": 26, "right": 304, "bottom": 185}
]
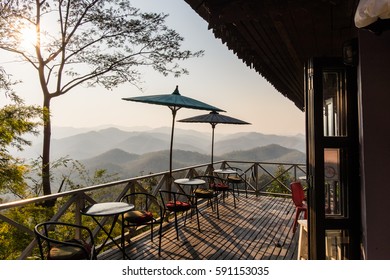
[{"left": 19, "top": 26, "right": 37, "bottom": 51}]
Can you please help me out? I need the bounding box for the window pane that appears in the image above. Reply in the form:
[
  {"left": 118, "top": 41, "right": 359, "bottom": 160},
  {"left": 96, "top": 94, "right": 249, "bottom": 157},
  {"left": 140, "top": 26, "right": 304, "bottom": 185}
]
[
  {"left": 323, "top": 71, "right": 347, "bottom": 136},
  {"left": 326, "top": 230, "right": 350, "bottom": 260},
  {"left": 324, "top": 148, "right": 345, "bottom": 217}
]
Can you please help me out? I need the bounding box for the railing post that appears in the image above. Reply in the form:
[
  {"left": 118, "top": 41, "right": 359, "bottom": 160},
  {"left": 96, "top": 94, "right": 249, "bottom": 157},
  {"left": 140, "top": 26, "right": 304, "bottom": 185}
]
[
  {"left": 75, "top": 193, "right": 85, "bottom": 239},
  {"left": 254, "top": 163, "right": 259, "bottom": 196},
  {"left": 294, "top": 164, "right": 297, "bottom": 181},
  {"left": 205, "top": 163, "right": 214, "bottom": 175}
]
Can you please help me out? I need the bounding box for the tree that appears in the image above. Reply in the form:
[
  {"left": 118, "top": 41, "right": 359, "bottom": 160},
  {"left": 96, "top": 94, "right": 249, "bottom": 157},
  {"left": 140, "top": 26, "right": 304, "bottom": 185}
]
[
  {"left": 0, "top": 0, "right": 203, "bottom": 196},
  {"left": 267, "top": 165, "right": 292, "bottom": 194},
  {"left": 0, "top": 68, "right": 42, "bottom": 199}
]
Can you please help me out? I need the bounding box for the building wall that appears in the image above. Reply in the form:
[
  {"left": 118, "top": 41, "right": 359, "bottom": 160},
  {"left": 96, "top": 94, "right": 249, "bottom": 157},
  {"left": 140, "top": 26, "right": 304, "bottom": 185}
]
[{"left": 358, "top": 29, "right": 390, "bottom": 259}]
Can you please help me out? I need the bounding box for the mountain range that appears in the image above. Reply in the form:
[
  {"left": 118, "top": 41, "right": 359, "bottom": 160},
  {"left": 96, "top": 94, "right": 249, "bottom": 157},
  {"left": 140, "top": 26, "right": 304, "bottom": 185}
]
[
  {"left": 12, "top": 125, "right": 306, "bottom": 185},
  {"left": 80, "top": 144, "right": 305, "bottom": 179},
  {"left": 16, "top": 126, "right": 305, "bottom": 161}
]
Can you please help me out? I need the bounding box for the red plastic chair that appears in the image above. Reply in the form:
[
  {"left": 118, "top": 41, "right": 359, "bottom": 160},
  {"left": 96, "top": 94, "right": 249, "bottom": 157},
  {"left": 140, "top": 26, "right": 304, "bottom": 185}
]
[{"left": 290, "top": 181, "right": 308, "bottom": 233}]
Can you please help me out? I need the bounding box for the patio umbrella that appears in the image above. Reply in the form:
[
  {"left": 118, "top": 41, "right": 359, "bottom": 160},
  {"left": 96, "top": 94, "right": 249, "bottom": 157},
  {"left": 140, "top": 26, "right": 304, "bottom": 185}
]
[
  {"left": 122, "top": 86, "right": 224, "bottom": 181},
  {"left": 178, "top": 111, "right": 251, "bottom": 164}
]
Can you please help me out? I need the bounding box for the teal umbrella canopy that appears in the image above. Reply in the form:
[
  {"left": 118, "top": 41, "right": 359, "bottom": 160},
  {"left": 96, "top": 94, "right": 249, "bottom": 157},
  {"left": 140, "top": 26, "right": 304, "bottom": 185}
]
[
  {"left": 122, "top": 86, "right": 225, "bottom": 183},
  {"left": 179, "top": 111, "right": 250, "bottom": 126},
  {"left": 123, "top": 86, "right": 225, "bottom": 112},
  {"left": 178, "top": 111, "right": 251, "bottom": 164}
]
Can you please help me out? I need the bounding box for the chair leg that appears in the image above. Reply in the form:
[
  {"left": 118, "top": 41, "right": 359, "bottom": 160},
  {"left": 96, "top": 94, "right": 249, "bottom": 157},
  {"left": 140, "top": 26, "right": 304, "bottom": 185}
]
[
  {"left": 158, "top": 221, "right": 162, "bottom": 256},
  {"left": 214, "top": 195, "right": 220, "bottom": 219},
  {"left": 293, "top": 208, "right": 306, "bottom": 233},
  {"left": 173, "top": 211, "right": 179, "bottom": 240},
  {"left": 121, "top": 214, "right": 126, "bottom": 259},
  {"left": 293, "top": 219, "right": 298, "bottom": 234},
  {"left": 231, "top": 188, "right": 237, "bottom": 208},
  {"left": 195, "top": 207, "right": 201, "bottom": 232},
  {"left": 209, "top": 198, "right": 214, "bottom": 211},
  {"left": 147, "top": 223, "right": 152, "bottom": 242}
]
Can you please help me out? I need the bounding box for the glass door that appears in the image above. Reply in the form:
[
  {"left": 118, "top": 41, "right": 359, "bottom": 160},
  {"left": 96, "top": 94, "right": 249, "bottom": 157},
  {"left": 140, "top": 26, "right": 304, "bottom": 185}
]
[{"left": 305, "top": 57, "right": 360, "bottom": 259}]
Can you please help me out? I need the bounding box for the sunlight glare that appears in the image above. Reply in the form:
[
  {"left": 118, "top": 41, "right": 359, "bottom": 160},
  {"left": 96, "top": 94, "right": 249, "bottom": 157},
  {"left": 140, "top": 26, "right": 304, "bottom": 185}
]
[{"left": 19, "top": 26, "right": 37, "bottom": 52}]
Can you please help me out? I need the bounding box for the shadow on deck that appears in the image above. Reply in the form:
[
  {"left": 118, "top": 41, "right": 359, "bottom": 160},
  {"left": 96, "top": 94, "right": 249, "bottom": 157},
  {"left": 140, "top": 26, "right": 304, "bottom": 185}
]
[{"left": 99, "top": 194, "right": 300, "bottom": 260}]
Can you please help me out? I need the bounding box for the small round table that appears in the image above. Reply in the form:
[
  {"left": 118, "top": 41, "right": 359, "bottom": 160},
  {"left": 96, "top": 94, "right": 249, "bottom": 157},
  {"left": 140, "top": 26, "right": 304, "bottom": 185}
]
[
  {"left": 213, "top": 168, "right": 238, "bottom": 176},
  {"left": 174, "top": 178, "right": 206, "bottom": 194},
  {"left": 81, "top": 202, "right": 134, "bottom": 259}
]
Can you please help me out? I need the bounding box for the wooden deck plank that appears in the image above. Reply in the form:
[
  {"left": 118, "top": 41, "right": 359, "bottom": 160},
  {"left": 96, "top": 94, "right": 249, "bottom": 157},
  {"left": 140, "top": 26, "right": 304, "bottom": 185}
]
[
  {"left": 246, "top": 196, "right": 289, "bottom": 259},
  {"left": 258, "top": 197, "right": 295, "bottom": 259},
  {"left": 97, "top": 194, "right": 300, "bottom": 260},
  {"left": 218, "top": 196, "right": 279, "bottom": 260}
]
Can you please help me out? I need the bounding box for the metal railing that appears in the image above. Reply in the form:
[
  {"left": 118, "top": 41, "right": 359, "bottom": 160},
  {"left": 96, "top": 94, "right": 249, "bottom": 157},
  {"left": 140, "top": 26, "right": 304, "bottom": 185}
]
[{"left": 0, "top": 160, "right": 306, "bottom": 259}]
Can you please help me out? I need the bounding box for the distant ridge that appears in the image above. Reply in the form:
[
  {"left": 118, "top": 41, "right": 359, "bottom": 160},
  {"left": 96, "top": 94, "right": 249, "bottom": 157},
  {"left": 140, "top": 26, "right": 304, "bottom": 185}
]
[
  {"left": 12, "top": 126, "right": 305, "bottom": 162},
  {"left": 80, "top": 144, "right": 305, "bottom": 179},
  {"left": 215, "top": 132, "right": 305, "bottom": 155},
  {"left": 222, "top": 144, "right": 305, "bottom": 163}
]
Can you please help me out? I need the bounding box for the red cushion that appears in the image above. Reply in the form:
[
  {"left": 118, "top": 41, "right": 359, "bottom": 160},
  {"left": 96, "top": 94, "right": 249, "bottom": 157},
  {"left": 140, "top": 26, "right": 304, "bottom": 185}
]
[
  {"left": 124, "top": 210, "right": 153, "bottom": 225},
  {"left": 166, "top": 201, "right": 191, "bottom": 212},
  {"left": 210, "top": 182, "right": 229, "bottom": 190}
]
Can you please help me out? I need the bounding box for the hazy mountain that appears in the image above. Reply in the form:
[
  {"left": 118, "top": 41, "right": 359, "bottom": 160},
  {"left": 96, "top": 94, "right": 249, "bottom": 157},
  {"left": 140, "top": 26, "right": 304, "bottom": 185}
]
[
  {"left": 115, "top": 133, "right": 206, "bottom": 155},
  {"left": 83, "top": 148, "right": 139, "bottom": 165},
  {"left": 214, "top": 132, "right": 305, "bottom": 154},
  {"left": 222, "top": 144, "right": 306, "bottom": 163},
  {"left": 12, "top": 126, "right": 305, "bottom": 162},
  {"left": 80, "top": 144, "right": 305, "bottom": 179}
]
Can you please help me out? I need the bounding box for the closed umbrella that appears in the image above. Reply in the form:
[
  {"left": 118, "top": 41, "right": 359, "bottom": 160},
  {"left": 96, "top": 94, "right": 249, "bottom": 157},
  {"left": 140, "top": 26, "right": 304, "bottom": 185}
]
[
  {"left": 122, "top": 86, "right": 224, "bottom": 183},
  {"left": 178, "top": 111, "right": 250, "bottom": 164}
]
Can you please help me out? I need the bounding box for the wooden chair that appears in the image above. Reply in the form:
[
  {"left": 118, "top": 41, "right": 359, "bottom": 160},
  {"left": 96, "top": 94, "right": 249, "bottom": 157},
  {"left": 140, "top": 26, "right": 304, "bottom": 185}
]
[
  {"left": 159, "top": 189, "right": 200, "bottom": 240},
  {"left": 121, "top": 192, "right": 163, "bottom": 256},
  {"left": 290, "top": 181, "right": 308, "bottom": 233},
  {"left": 34, "top": 221, "right": 96, "bottom": 260}
]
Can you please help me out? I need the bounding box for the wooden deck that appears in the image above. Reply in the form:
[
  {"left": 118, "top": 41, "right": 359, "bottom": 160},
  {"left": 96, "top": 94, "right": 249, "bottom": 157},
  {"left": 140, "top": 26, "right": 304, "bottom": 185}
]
[{"left": 99, "top": 194, "right": 300, "bottom": 260}]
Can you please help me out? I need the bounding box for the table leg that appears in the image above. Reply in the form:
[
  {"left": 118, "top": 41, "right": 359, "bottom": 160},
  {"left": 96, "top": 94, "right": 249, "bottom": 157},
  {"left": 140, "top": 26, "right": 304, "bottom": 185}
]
[{"left": 92, "top": 214, "right": 130, "bottom": 259}]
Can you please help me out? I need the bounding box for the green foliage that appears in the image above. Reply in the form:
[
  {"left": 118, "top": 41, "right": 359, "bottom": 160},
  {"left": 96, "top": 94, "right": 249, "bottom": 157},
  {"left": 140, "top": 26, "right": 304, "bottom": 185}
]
[
  {"left": 266, "top": 165, "right": 292, "bottom": 194},
  {"left": 0, "top": 161, "right": 121, "bottom": 259},
  {"left": 0, "top": 204, "right": 53, "bottom": 259},
  {"left": 0, "top": 73, "right": 42, "bottom": 198},
  {"left": 24, "top": 156, "right": 120, "bottom": 195}
]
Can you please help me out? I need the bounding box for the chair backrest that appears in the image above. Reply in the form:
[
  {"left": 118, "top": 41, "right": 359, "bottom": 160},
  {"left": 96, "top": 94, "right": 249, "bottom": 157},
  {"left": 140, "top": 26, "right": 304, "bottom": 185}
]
[
  {"left": 121, "top": 192, "right": 163, "bottom": 216},
  {"left": 194, "top": 175, "right": 225, "bottom": 187},
  {"left": 224, "top": 167, "right": 244, "bottom": 181},
  {"left": 159, "top": 189, "right": 195, "bottom": 208},
  {"left": 34, "top": 221, "right": 95, "bottom": 260},
  {"left": 290, "top": 181, "right": 306, "bottom": 207}
]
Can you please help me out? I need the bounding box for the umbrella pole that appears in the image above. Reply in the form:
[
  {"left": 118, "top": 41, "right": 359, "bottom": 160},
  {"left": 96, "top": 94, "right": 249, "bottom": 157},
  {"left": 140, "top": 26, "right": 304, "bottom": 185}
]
[
  {"left": 168, "top": 108, "right": 178, "bottom": 191},
  {"left": 211, "top": 124, "right": 216, "bottom": 166}
]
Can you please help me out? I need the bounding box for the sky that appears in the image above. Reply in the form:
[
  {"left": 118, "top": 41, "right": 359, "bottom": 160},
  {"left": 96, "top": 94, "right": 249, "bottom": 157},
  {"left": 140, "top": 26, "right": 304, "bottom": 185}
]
[{"left": 1, "top": 0, "right": 305, "bottom": 137}]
